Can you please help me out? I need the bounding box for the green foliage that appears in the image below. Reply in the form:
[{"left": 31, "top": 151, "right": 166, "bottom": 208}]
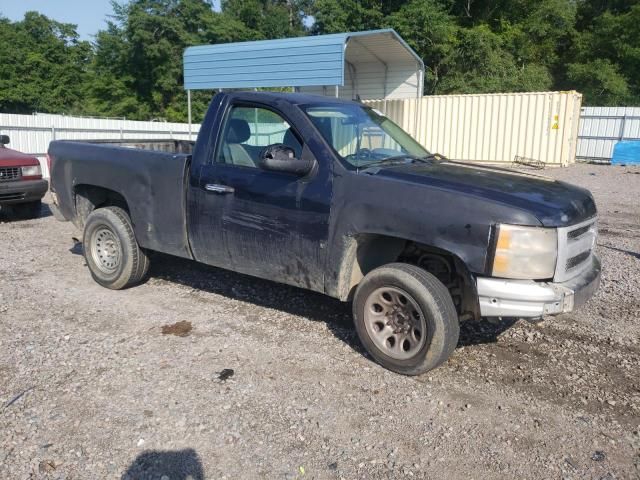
[
  {"left": 0, "top": 0, "right": 638, "bottom": 120},
  {"left": 438, "top": 25, "right": 552, "bottom": 93},
  {"left": 562, "top": 3, "right": 640, "bottom": 105},
  {"left": 387, "top": 0, "right": 457, "bottom": 93},
  {"left": 0, "top": 12, "right": 92, "bottom": 114},
  {"left": 566, "top": 59, "right": 630, "bottom": 105},
  {"left": 310, "top": 0, "right": 384, "bottom": 33},
  {"left": 384, "top": 0, "right": 561, "bottom": 94},
  {"left": 311, "top": 0, "right": 638, "bottom": 104},
  {"left": 86, "top": 0, "right": 223, "bottom": 121},
  {"left": 222, "top": 0, "right": 309, "bottom": 38}
]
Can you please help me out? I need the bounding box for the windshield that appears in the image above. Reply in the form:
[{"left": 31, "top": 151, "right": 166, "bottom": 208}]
[{"left": 301, "top": 104, "right": 429, "bottom": 169}]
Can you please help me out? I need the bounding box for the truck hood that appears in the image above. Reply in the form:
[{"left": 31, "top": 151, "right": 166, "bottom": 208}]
[
  {"left": 371, "top": 161, "right": 597, "bottom": 227},
  {"left": 0, "top": 146, "right": 40, "bottom": 167}
]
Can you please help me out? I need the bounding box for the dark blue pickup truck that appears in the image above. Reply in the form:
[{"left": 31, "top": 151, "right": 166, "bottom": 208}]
[{"left": 48, "top": 92, "right": 600, "bottom": 375}]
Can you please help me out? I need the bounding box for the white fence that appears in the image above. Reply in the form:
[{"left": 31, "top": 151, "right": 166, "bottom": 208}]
[
  {"left": 576, "top": 107, "right": 640, "bottom": 163},
  {"left": 0, "top": 112, "right": 302, "bottom": 178},
  {"left": 0, "top": 91, "right": 594, "bottom": 181},
  {"left": 366, "top": 91, "right": 583, "bottom": 166},
  {"left": 0, "top": 113, "right": 201, "bottom": 177}
]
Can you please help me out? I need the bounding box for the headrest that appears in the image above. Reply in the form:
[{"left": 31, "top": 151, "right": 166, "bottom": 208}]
[
  {"left": 315, "top": 117, "right": 333, "bottom": 145},
  {"left": 227, "top": 118, "right": 251, "bottom": 143},
  {"left": 283, "top": 128, "right": 302, "bottom": 157}
]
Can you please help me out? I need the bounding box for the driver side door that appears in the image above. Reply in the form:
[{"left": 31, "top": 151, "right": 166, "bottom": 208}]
[{"left": 197, "top": 102, "right": 331, "bottom": 292}]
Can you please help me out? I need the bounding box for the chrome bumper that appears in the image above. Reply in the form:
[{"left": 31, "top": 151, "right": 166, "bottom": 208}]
[{"left": 476, "top": 255, "right": 601, "bottom": 318}]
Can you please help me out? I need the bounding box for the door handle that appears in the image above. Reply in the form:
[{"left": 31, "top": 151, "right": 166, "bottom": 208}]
[{"left": 204, "top": 184, "right": 235, "bottom": 194}]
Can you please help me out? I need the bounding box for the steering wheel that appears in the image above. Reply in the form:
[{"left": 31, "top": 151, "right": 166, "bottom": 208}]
[{"left": 345, "top": 148, "right": 374, "bottom": 162}]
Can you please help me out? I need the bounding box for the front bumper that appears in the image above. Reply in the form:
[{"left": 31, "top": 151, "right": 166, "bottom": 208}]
[
  {"left": 476, "top": 255, "right": 601, "bottom": 318},
  {"left": 0, "top": 179, "right": 48, "bottom": 205}
]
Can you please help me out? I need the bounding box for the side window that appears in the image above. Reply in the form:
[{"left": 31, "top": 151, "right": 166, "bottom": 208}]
[{"left": 216, "top": 106, "right": 303, "bottom": 168}]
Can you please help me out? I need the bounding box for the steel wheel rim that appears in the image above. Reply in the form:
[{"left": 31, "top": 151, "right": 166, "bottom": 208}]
[
  {"left": 363, "top": 286, "right": 427, "bottom": 360},
  {"left": 90, "top": 227, "right": 121, "bottom": 274}
]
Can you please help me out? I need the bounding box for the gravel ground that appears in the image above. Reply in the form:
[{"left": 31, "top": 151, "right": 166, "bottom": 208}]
[{"left": 1, "top": 163, "right": 639, "bottom": 479}]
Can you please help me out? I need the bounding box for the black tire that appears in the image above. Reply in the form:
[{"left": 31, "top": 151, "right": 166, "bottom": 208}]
[
  {"left": 6, "top": 200, "right": 42, "bottom": 219},
  {"left": 353, "top": 263, "right": 459, "bottom": 376},
  {"left": 82, "top": 206, "right": 149, "bottom": 289}
]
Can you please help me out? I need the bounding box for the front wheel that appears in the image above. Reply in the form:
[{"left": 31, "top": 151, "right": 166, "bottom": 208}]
[
  {"left": 353, "top": 263, "right": 459, "bottom": 375},
  {"left": 83, "top": 206, "right": 149, "bottom": 289}
]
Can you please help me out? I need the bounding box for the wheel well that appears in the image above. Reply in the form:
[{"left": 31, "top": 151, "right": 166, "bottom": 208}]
[
  {"left": 341, "top": 236, "right": 480, "bottom": 321},
  {"left": 73, "top": 185, "right": 130, "bottom": 228}
]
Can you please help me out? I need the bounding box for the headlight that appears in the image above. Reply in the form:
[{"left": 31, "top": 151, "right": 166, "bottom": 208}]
[
  {"left": 21, "top": 165, "right": 42, "bottom": 178},
  {"left": 492, "top": 224, "right": 557, "bottom": 279}
]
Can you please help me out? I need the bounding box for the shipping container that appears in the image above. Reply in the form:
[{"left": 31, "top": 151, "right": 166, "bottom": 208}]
[{"left": 366, "top": 91, "right": 583, "bottom": 166}]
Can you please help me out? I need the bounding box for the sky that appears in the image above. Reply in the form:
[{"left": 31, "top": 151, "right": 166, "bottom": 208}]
[
  {"left": 0, "top": 0, "right": 221, "bottom": 40},
  {"left": 0, "top": 0, "right": 115, "bottom": 39}
]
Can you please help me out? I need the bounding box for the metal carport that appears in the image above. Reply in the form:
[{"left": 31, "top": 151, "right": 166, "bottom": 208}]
[{"left": 183, "top": 29, "right": 424, "bottom": 134}]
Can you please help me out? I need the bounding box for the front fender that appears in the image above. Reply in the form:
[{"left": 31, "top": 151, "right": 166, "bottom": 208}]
[{"left": 324, "top": 171, "right": 541, "bottom": 299}]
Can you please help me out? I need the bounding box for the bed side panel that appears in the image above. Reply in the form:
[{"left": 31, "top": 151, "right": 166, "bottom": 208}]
[{"left": 49, "top": 141, "right": 192, "bottom": 259}]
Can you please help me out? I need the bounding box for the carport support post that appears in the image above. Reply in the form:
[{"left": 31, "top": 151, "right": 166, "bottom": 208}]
[
  {"left": 413, "top": 66, "right": 424, "bottom": 139},
  {"left": 187, "top": 89, "right": 192, "bottom": 141}
]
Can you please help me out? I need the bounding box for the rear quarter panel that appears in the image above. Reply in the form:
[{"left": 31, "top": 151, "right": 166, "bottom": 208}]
[{"left": 49, "top": 141, "right": 192, "bottom": 259}]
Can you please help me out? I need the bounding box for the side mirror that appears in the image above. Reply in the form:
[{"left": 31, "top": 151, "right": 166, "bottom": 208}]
[
  {"left": 259, "top": 144, "right": 315, "bottom": 176},
  {"left": 0, "top": 135, "right": 9, "bottom": 145}
]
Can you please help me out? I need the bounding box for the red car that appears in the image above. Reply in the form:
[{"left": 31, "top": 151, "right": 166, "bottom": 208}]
[{"left": 0, "top": 134, "right": 48, "bottom": 218}]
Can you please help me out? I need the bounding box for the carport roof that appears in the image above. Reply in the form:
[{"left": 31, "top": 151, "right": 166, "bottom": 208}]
[{"left": 183, "top": 29, "right": 424, "bottom": 91}]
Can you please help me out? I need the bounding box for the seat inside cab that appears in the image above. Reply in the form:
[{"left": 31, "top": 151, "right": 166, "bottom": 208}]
[{"left": 221, "top": 116, "right": 303, "bottom": 168}]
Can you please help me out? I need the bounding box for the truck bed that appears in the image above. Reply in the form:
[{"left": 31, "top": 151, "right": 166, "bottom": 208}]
[
  {"left": 49, "top": 139, "right": 193, "bottom": 259},
  {"left": 79, "top": 139, "right": 195, "bottom": 154}
]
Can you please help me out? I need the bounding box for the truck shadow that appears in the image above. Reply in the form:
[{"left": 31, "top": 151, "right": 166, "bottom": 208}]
[
  {"left": 457, "top": 317, "right": 519, "bottom": 347},
  {"left": 121, "top": 448, "right": 204, "bottom": 480},
  {"left": 147, "top": 253, "right": 517, "bottom": 353},
  {"left": 0, "top": 203, "right": 52, "bottom": 222},
  {"left": 148, "top": 252, "right": 360, "bottom": 352},
  {"left": 599, "top": 243, "right": 640, "bottom": 259}
]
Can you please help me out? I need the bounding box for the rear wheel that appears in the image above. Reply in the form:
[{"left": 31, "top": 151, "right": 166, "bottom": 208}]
[
  {"left": 353, "top": 263, "right": 459, "bottom": 375},
  {"left": 83, "top": 206, "right": 149, "bottom": 289}
]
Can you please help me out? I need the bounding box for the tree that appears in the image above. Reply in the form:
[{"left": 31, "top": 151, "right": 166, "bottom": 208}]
[
  {"left": 562, "top": 2, "right": 640, "bottom": 105},
  {"left": 566, "top": 59, "right": 630, "bottom": 105},
  {"left": 87, "top": 0, "right": 262, "bottom": 121},
  {"left": 222, "top": 0, "right": 309, "bottom": 38},
  {"left": 310, "top": 0, "right": 384, "bottom": 34},
  {"left": 0, "top": 12, "right": 92, "bottom": 114},
  {"left": 312, "top": 0, "right": 558, "bottom": 95},
  {"left": 388, "top": 0, "right": 457, "bottom": 94},
  {"left": 438, "top": 24, "right": 552, "bottom": 94},
  {"left": 3, "top": 0, "right": 639, "bottom": 119}
]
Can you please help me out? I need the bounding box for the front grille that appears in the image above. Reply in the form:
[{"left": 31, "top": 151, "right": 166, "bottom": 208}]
[
  {"left": 566, "top": 251, "right": 591, "bottom": 270},
  {"left": 0, "top": 192, "right": 25, "bottom": 201},
  {"left": 568, "top": 224, "right": 590, "bottom": 239},
  {"left": 555, "top": 218, "right": 597, "bottom": 282},
  {"left": 0, "top": 167, "right": 21, "bottom": 182}
]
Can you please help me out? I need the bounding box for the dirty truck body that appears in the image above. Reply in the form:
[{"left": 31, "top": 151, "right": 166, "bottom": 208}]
[{"left": 48, "top": 92, "right": 601, "bottom": 375}]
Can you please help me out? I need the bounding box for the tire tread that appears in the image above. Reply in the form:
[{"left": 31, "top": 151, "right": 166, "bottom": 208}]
[
  {"left": 353, "top": 262, "right": 459, "bottom": 376},
  {"left": 83, "top": 206, "right": 150, "bottom": 289}
]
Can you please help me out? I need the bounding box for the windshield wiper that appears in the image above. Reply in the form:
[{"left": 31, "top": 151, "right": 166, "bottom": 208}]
[
  {"left": 358, "top": 154, "right": 418, "bottom": 172},
  {"left": 358, "top": 153, "right": 443, "bottom": 173},
  {"left": 420, "top": 153, "right": 446, "bottom": 162}
]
